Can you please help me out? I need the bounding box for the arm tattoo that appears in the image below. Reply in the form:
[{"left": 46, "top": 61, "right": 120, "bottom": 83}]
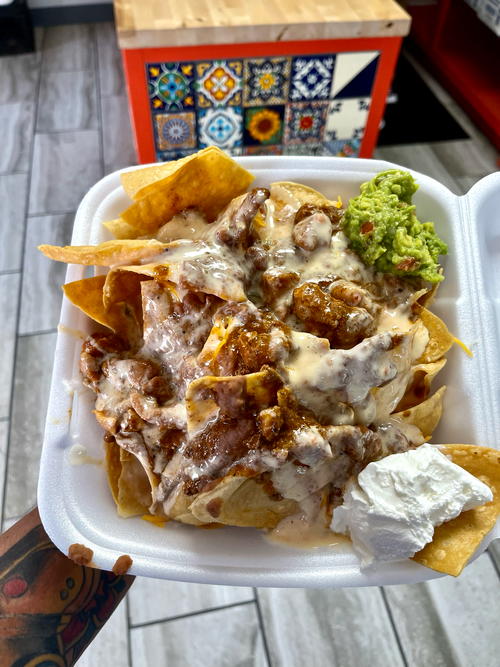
[{"left": 0, "top": 518, "right": 134, "bottom": 667}]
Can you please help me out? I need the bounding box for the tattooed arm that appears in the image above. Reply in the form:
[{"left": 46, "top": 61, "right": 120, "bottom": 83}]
[{"left": 0, "top": 508, "right": 134, "bottom": 667}]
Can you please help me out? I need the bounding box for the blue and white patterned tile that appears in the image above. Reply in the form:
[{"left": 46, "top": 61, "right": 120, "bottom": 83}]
[
  {"left": 330, "top": 51, "right": 379, "bottom": 100},
  {"left": 156, "top": 148, "right": 197, "bottom": 162},
  {"left": 196, "top": 60, "right": 243, "bottom": 108},
  {"left": 243, "top": 57, "right": 291, "bottom": 106},
  {"left": 323, "top": 138, "right": 361, "bottom": 157},
  {"left": 243, "top": 105, "right": 285, "bottom": 147},
  {"left": 324, "top": 97, "right": 371, "bottom": 142},
  {"left": 198, "top": 107, "right": 243, "bottom": 150},
  {"left": 153, "top": 112, "right": 197, "bottom": 152},
  {"left": 289, "top": 55, "right": 335, "bottom": 102},
  {"left": 147, "top": 62, "right": 196, "bottom": 112},
  {"left": 283, "top": 101, "right": 329, "bottom": 145}
]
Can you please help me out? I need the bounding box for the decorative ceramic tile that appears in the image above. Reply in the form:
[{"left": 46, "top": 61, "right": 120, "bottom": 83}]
[
  {"left": 283, "top": 144, "right": 324, "bottom": 156},
  {"left": 284, "top": 101, "right": 329, "bottom": 145},
  {"left": 147, "top": 62, "right": 196, "bottom": 112},
  {"left": 243, "top": 105, "right": 284, "bottom": 146},
  {"left": 323, "top": 139, "right": 361, "bottom": 157},
  {"left": 198, "top": 107, "right": 243, "bottom": 150},
  {"left": 157, "top": 148, "right": 197, "bottom": 162},
  {"left": 154, "top": 112, "right": 197, "bottom": 151},
  {"left": 330, "top": 52, "right": 379, "bottom": 99},
  {"left": 243, "top": 145, "right": 283, "bottom": 155},
  {"left": 243, "top": 57, "right": 291, "bottom": 106},
  {"left": 289, "top": 55, "right": 335, "bottom": 101},
  {"left": 324, "top": 97, "right": 370, "bottom": 141},
  {"left": 196, "top": 60, "right": 243, "bottom": 108}
]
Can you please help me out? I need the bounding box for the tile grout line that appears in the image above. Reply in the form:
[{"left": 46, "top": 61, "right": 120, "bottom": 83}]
[
  {"left": 125, "top": 592, "right": 133, "bottom": 667},
  {"left": 129, "top": 598, "right": 255, "bottom": 630},
  {"left": 18, "top": 328, "right": 58, "bottom": 338},
  {"left": 1, "top": 29, "right": 46, "bottom": 527},
  {"left": 253, "top": 589, "right": 273, "bottom": 667},
  {"left": 380, "top": 587, "right": 410, "bottom": 667},
  {"left": 28, "top": 210, "right": 77, "bottom": 219},
  {"left": 93, "top": 25, "right": 106, "bottom": 180},
  {"left": 0, "top": 269, "right": 22, "bottom": 276}
]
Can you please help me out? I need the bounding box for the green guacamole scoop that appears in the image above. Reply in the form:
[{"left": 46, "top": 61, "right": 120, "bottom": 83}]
[{"left": 343, "top": 169, "right": 447, "bottom": 284}]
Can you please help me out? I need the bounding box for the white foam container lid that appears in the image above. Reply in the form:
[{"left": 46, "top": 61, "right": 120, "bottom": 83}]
[{"left": 38, "top": 157, "right": 500, "bottom": 588}]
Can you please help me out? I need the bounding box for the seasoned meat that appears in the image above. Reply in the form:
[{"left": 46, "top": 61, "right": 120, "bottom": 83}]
[
  {"left": 293, "top": 212, "right": 333, "bottom": 251},
  {"left": 120, "top": 408, "right": 147, "bottom": 432},
  {"left": 80, "top": 333, "right": 129, "bottom": 391},
  {"left": 294, "top": 203, "right": 343, "bottom": 229},
  {"left": 211, "top": 187, "right": 270, "bottom": 247},
  {"left": 293, "top": 282, "right": 373, "bottom": 349},
  {"left": 185, "top": 414, "right": 261, "bottom": 469},
  {"left": 245, "top": 244, "right": 268, "bottom": 271},
  {"left": 327, "top": 424, "right": 382, "bottom": 463},
  {"left": 212, "top": 376, "right": 247, "bottom": 418},
  {"left": 257, "top": 406, "right": 284, "bottom": 441},
  {"left": 262, "top": 268, "right": 299, "bottom": 318}
]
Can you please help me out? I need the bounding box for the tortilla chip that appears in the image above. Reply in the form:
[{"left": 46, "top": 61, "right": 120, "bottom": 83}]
[
  {"left": 190, "top": 475, "right": 298, "bottom": 529},
  {"left": 103, "top": 218, "right": 142, "bottom": 240},
  {"left": 393, "top": 385, "right": 445, "bottom": 438},
  {"left": 121, "top": 150, "right": 206, "bottom": 201},
  {"left": 106, "top": 439, "right": 121, "bottom": 505},
  {"left": 414, "top": 304, "right": 455, "bottom": 363},
  {"left": 38, "top": 239, "right": 166, "bottom": 266},
  {"left": 396, "top": 357, "right": 447, "bottom": 412},
  {"left": 116, "top": 449, "right": 153, "bottom": 518},
  {"left": 418, "top": 270, "right": 442, "bottom": 308},
  {"left": 413, "top": 445, "right": 500, "bottom": 576},
  {"left": 185, "top": 369, "right": 283, "bottom": 436},
  {"left": 110, "top": 247, "right": 247, "bottom": 303},
  {"left": 272, "top": 181, "right": 331, "bottom": 207},
  {"left": 119, "top": 149, "right": 254, "bottom": 234},
  {"left": 166, "top": 483, "right": 207, "bottom": 526},
  {"left": 103, "top": 269, "right": 151, "bottom": 312},
  {"left": 63, "top": 275, "right": 113, "bottom": 329}
]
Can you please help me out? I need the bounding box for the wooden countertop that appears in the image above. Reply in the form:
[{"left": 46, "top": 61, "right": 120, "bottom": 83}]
[{"left": 114, "top": 0, "right": 411, "bottom": 49}]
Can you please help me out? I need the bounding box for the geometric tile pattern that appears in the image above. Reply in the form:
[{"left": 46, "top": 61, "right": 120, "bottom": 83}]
[{"left": 146, "top": 50, "right": 380, "bottom": 161}]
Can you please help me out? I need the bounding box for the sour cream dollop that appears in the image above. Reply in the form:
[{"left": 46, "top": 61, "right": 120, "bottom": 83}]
[{"left": 331, "top": 443, "right": 493, "bottom": 568}]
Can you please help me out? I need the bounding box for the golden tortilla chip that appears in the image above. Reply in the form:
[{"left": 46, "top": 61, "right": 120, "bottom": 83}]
[
  {"left": 418, "top": 270, "right": 442, "bottom": 308},
  {"left": 116, "top": 448, "right": 153, "bottom": 518},
  {"left": 190, "top": 475, "right": 298, "bottom": 529},
  {"left": 119, "top": 149, "right": 254, "bottom": 234},
  {"left": 121, "top": 150, "right": 208, "bottom": 201},
  {"left": 38, "top": 239, "right": 166, "bottom": 266},
  {"left": 166, "top": 483, "right": 207, "bottom": 526},
  {"left": 103, "top": 218, "right": 142, "bottom": 240},
  {"left": 413, "top": 445, "right": 500, "bottom": 576},
  {"left": 396, "top": 357, "right": 447, "bottom": 412},
  {"left": 185, "top": 369, "right": 283, "bottom": 436},
  {"left": 106, "top": 439, "right": 121, "bottom": 505},
  {"left": 103, "top": 269, "right": 151, "bottom": 312},
  {"left": 393, "top": 385, "right": 445, "bottom": 438},
  {"left": 414, "top": 304, "right": 455, "bottom": 363},
  {"left": 63, "top": 275, "right": 113, "bottom": 330},
  {"left": 272, "top": 181, "right": 331, "bottom": 207}
]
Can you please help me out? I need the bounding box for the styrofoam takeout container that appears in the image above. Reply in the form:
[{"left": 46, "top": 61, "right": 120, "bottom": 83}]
[{"left": 38, "top": 157, "right": 500, "bottom": 587}]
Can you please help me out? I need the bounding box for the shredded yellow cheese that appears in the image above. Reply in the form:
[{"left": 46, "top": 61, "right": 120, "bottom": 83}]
[
  {"left": 142, "top": 514, "right": 167, "bottom": 528},
  {"left": 453, "top": 337, "right": 473, "bottom": 357},
  {"left": 335, "top": 195, "right": 342, "bottom": 209}
]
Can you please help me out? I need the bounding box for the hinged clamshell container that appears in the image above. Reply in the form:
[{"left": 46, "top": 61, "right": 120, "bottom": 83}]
[{"left": 38, "top": 157, "right": 500, "bottom": 588}]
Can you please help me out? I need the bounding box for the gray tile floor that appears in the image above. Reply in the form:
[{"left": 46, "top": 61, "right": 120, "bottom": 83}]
[{"left": 1, "top": 23, "right": 500, "bottom": 667}]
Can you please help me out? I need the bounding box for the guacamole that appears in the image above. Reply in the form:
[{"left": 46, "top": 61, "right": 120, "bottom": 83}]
[{"left": 343, "top": 169, "right": 447, "bottom": 284}]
